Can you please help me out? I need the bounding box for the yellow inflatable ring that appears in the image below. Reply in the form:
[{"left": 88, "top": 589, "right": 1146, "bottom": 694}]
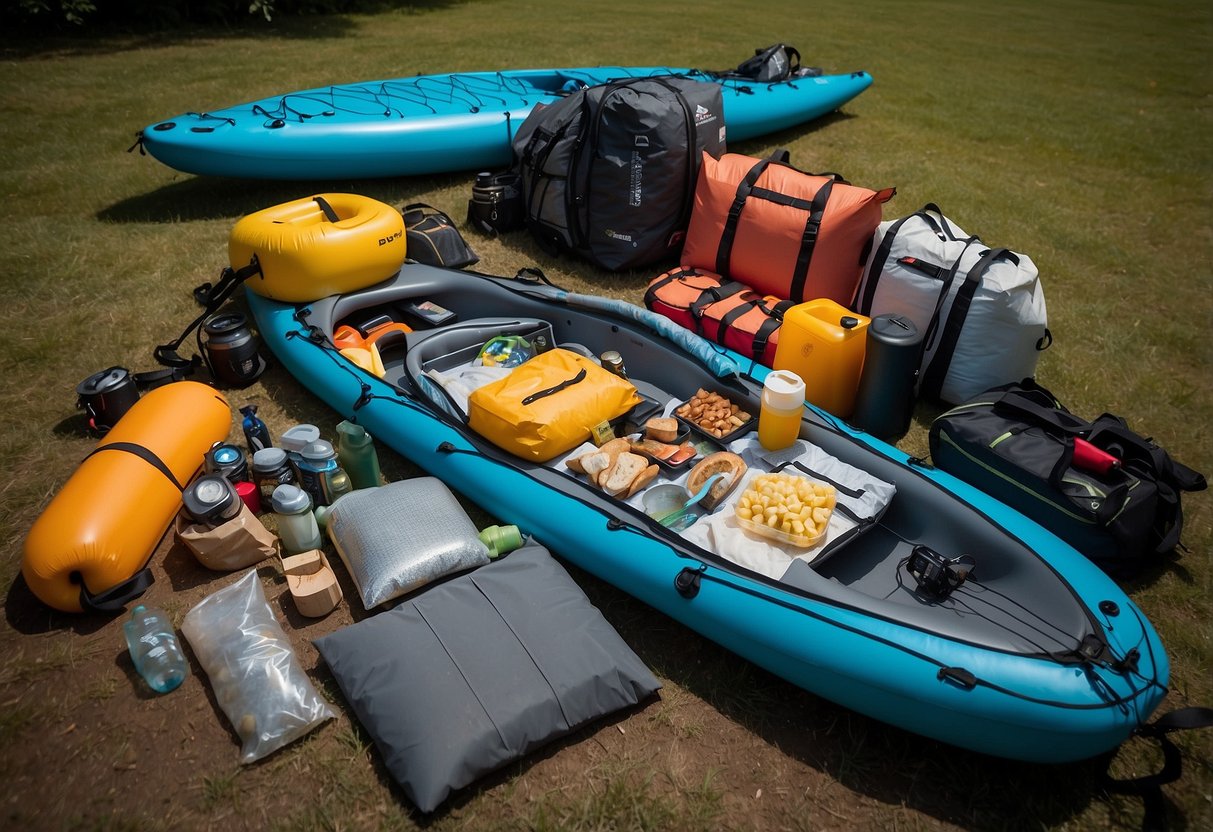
[
  {"left": 233, "top": 193, "right": 406, "bottom": 303},
  {"left": 22, "top": 382, "right": 231, "bottom": 613}
]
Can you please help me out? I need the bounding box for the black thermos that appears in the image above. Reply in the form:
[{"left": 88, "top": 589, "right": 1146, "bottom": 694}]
[{"left": 851, "top": 315, "right": 923, "bottom": 440}]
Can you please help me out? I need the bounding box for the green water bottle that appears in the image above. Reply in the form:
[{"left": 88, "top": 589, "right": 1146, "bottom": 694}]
[{"left": 336, "top": 421, "right": 382, "bottom": 490}]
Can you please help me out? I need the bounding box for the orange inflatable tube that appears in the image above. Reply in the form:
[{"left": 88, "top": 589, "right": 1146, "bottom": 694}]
[{"left": 22, "top": 382, "right": 231, "bottom": 613}]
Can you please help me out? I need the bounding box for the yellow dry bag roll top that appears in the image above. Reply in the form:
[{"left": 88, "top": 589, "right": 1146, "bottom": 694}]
[
  {"left": 468, "top": 349, "right": 642, "bottom": 462},
  {"left": 233, "top": 194, "right": 406, "bottom": 303}
]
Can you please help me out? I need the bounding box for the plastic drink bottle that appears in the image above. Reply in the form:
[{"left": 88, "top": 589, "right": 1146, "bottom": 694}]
[
  {"left": 279, "top": 424, "right": 321, "bottom": 478},
  {"left": 759, "top": 370, "right": 806, "bottom": 451},
  {"left": 296, "top": 440, "right": 353, "bottom": 507},
  {"left": 123, "top": 605, "right": 189, "bottom": 694},
  {"left": 479, "top": 524, "right": 524, "bottom": 558},
  {"left": 253, "top": 447, "right": 296, "bottom": 500},
  {"left": 335, "top": 421, "right": 383, "bottom": 489},
  {"left": 240, "top": 404, "right": 273, "bottom": 454},
  {"left": 271, "top": 484, "right": 324, "bottom": 554}
]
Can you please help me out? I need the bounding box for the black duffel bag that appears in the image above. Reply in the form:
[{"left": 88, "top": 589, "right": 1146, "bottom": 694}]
[{"left": 929, "top": 379, "right": 1205, "bottom": 578}]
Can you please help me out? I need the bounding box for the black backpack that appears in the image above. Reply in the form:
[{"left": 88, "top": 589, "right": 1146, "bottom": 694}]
[
  {"left": 512, "top": 75, "right": 725, "bottom": 272},
  {"left": 929, "top": 379, "right": 1206, "bottom": 578}
]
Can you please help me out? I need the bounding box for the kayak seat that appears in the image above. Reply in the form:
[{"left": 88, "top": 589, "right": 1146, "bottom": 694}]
[{"left": 403, "top": 317, "right": 556, "bottom": 384}]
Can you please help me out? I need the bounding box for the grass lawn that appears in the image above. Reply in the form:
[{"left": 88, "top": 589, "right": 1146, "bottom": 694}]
[{"left": 1, "top": 0, "right": 1210, "bottom": 829}]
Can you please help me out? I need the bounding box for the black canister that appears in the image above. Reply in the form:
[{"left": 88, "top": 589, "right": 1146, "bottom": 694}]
[
  {"left": 182, "top": 474, "right": 242, "bottom": 526},
  {"left": 467, "top": 171, "right": 525, "bottom": 235},
  {"left": 204, "top": 441, "right": 250, "bottom": 484},
  {"left": 252, "top": 447, "right": 296, "bottom": 501},
  {"left": 851, "top": 315, "right": 924, "bottom": 440},
  {"left": 76, "top": 367, "right": 140, "bottom": 434},
  {"left": 202, "top": 311, "right": 265, "bottom": 388}
]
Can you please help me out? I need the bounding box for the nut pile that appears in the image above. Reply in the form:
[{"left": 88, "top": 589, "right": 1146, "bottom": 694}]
[{"left": 676, "top": 389, "right": 752, "bottom": 438}]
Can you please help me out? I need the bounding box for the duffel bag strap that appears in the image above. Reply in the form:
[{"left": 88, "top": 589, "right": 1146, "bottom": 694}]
[
  {"left": 992, "top": 391, "right": 1090, "bottom": 436},
  {"left": 689, "top": 280, "right": 749, "bottom": 336},
  {"left": 702, "top": 290, "right": 787, "bottom": 360},
  {"left": 789, "top": 179, "right": 834, "bottom": 302},
  {"left": 715, "top": 155, "right": 841, "bottom": 300},
  {"left": 716, "top": 156, "right": 778, "bottom": 276},
  {"left": 1089, "top": 417, "right": 1208, "bottom": 494},
  {"left": 919, "top": 247, "right": 1020, "bottom": 400}
]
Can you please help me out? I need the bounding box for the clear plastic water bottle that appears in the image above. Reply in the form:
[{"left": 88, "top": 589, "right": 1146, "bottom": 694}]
[{"left": 123, "top": 605, "right": 188, "bottom": 694}]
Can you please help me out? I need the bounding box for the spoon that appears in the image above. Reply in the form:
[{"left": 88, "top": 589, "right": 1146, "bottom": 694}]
[{"left": 656, "top": 473, "right": 726, "bottom": 528}]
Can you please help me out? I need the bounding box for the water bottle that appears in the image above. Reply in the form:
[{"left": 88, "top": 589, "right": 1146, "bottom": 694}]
[
  {"left": 240, "top": 404, "right": 273, "bottom": 455},
  {"left": 271, "top": 484, "right": 324, "bottom": 554},
  {"left": 279, "top": 424, "right": 321, "bottom": 479},
  {"left": 123, "top": 605, "right": 188, "bottom": 694},
  {"left": 335, "top": 421, "right": 382, "bottom": 489},
  {"left": 296, "top": 440, "right": 353, "bottom": 507}
]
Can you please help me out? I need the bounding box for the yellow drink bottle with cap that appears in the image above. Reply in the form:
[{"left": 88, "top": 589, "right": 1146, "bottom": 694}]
[{"left": 759, "top": 370, "right": 806, "bottom": 451}]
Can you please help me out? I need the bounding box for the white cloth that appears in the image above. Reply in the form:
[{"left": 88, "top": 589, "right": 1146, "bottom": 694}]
[{"left": 557, "top": 435, "right": 896, "bottom": 580}]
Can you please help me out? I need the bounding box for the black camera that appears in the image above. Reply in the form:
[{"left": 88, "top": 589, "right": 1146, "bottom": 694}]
[{"left": 905, "top": 546, "right": 975, "bottom": 600}]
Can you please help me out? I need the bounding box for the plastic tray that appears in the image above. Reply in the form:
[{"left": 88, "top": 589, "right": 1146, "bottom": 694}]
[
  {"left": 734, "top": 475, "right": 836, "bottom": 549},
  {"left": 673, "top": 391, "right": 756, "bottom": 444}
]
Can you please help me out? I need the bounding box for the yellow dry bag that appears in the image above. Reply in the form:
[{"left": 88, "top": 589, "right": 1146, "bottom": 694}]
[{"left": 468, "top": 349, "right": 641, "bottom": 462}]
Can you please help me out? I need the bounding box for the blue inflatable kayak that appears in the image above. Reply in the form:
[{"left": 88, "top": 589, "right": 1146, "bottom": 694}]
[
  {"left": 246, "top": 262, "right": 1169, "bottom": 764},
  {"left": 136, "top": 65, "right": 872, "bottom": 180}
]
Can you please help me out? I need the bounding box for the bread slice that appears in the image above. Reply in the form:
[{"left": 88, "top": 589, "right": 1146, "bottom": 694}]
[
  {"left": 645, "top": 417, "right": 681, "bottom": 443},
  {"left": 625, "top": 464, "right": 661, "bottom": 498},
  {"left": 603, "top": 452, "right": 648, "bottom": 496},
  {"left": 592, "top": 439, "right": 631, "bottom": 487}
]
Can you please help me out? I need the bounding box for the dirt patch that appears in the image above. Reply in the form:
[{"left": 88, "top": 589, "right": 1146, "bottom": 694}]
[
  {"left": 0, "top": 340, "right": 1197, "bottom": 832},
  {"left": 1, "top": 511, "right": 1167, "bottom": 831}
]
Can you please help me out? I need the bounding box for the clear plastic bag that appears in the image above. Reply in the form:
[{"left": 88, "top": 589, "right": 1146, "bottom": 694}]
[{"left": 182, "top": 569, "right": 335, "bottom": 764}]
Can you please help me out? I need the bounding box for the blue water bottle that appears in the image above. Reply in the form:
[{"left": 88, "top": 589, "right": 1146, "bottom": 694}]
[
  {"left": 123, "top": 605, "right": 189, "bottom": 694},
  {"left": 240, "top": 404, "right": 273, "bottom": 455}
]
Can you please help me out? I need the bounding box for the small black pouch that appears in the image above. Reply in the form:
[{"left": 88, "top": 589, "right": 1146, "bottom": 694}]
[{"left": 402, "top": 203, "right": 479, "bottom": 269}]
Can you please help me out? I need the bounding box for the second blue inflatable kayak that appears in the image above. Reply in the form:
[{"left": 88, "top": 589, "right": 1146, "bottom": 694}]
[{"left": 135, "top": 65, "right": 873, "bottom": 180}]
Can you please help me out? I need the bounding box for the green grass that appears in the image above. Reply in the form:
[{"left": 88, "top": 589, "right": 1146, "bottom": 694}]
[{"left": 0, "top": 0, "right": 1210, "bottom": 829}]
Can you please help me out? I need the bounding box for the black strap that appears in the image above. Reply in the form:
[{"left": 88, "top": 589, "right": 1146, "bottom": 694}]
[
  {"left": 788, "top": 178, "right": 834, "bottom": 302},
  {"left": 714, "top": 152, "right": 844, "bottom": 294},
  {"left": 712, "top": 292, "right": 762, "bottom": 343},
  {"left": 153, "top": 256, "right": 263, "bottom": 373},
  {"left": 1100, "top": 707, "right": 1213, "bottom": 832},
  {"left": 521, "top": 368, "right": 587, "bottom": 405},
  {"left": 856, "top": 204, "right": 971, "bottom": 316},
  {"left": 856, "top": 212, "right": 914, "bottom": 315},
  {"left": 313, "top": 195, "right": 340, "bottom": 223},
  {"left": 751, "top": 302, "right": 785, "bottom": 359},
  {"left": 642, "top": 267, "right": 703, "bottom": 310},
  {"left": 85, "top": 442, "right": 187, "bottom": 492},
  {"left": 992, "top": 390, "right": 1090, "bottom": 436},
  {"left": 920, "top": 247, "right": 1017, "bottom": 399},
  {"left": 716, "top": 155, "right": 777, "bottom": 276},
  {"left": 689, "top": 280, "right": 749, "bottom": 324},
  {"left": 79, "top": 568, "right": 155, "bottom": 614},
  {"left": 402, "top": 201, "right": 454, "bottom": 227}
]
